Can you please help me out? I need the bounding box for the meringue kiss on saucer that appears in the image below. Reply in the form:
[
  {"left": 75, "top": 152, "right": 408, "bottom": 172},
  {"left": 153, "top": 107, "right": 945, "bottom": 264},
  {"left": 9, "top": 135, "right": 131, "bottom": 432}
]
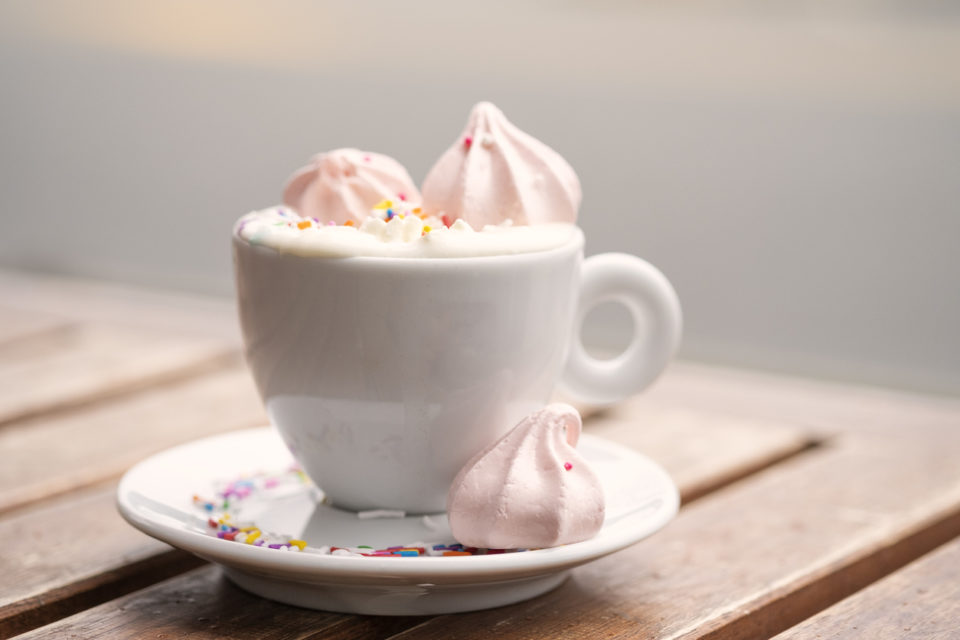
[{"left": 447, "top": 404, "right": 605, "bottom": 549}]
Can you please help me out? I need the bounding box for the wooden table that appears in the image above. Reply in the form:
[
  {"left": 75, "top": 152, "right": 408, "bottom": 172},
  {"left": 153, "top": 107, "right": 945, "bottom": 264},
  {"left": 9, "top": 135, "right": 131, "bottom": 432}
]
[{"left": 1, "top": 269, "right": 958, "bottom": 640}]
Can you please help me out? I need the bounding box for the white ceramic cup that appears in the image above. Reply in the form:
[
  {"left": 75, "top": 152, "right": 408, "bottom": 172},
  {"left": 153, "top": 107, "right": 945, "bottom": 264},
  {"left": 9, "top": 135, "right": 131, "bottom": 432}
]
[{"left": 233, "top": 227, "right": 681, "bottom": 513}]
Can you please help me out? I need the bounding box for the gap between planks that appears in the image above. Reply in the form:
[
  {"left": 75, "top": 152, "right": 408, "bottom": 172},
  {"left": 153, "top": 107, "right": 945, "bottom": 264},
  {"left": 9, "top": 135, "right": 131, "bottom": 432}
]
[
  {"left": 0, "top": 365, "right": 267, "bottom": 517},
  {"left": 584, "top": 404, "right": 828, "bottom": 505},
  {"left": 771, "top": 533, "right": 960, "bottom": 639},
  {"left": 0, "top": 482, "right": 203, "bottom": 639},
  {"left": 0, "top": 550, "right": 204, "bottom": 640},
  {"left": 0, "top": 323, "right": 242, "bottom": 430},
  {"left": 9, "top": 568, "right": 426, "bottom": 640},
  {"left": 690, "top": 488, "right": 960, "bottom": 640},
  {"left": 0, "top": 271, "right": 242, "bottom": 430}
]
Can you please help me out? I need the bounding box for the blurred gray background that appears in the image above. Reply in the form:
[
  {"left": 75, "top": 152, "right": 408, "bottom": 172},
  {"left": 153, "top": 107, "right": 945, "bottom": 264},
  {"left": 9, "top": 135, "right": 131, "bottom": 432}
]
[{"left": 1, "top": 1, "right": 958, "bottom": 394}]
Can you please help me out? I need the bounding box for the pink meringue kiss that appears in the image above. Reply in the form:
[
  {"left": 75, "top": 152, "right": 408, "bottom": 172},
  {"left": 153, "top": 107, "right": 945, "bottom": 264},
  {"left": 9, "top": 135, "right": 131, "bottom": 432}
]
[
  {"left": 421, "top": 102, "right": 582, "bottom": 228},
  {"left": 282, "top": 148, "right": 421, "bottom": 225},
  {"left": 446, "top": 403, "right": 605, "bottom": 549}
]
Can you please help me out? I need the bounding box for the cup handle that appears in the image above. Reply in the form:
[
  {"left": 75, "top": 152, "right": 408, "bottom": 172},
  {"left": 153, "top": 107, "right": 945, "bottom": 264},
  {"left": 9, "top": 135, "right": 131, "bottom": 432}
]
[{"left": 559, "top": 253, "right": 682, "bottom": 407}]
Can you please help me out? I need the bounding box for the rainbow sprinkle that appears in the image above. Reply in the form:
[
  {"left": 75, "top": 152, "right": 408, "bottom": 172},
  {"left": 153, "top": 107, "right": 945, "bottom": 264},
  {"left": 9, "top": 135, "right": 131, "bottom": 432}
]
[
  {"left": 191, "top": 467, "right": 533, "bottom": 558},
  {"left": 254, "top": 196, "right": 449, "bottom": 235}
]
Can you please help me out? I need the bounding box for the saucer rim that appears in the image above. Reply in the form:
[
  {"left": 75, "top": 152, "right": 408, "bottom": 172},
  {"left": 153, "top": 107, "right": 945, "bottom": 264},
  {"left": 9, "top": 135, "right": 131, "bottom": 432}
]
[{"left": 117, "top": 427, "right": 679, "bottom": 584}]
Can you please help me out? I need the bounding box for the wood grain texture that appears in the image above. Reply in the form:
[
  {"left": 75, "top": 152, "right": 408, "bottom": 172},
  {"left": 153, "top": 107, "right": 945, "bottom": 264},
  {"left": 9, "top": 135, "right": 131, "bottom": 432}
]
[
  {"left": 0, "top": 405, "right": 815, "bottom": 638},
  {"left": 0, "top": 400, "right": 808, "bottom": 636},
  {"left": 375, "top": 429, "right": 960, "bottom": 640},
  {"left": 3, "top": 272, "right": 959, "bottom": 639},
  {"left": 0, "top": 366, "right": 265, "bottom": 515},
  {"left": 0, "top": 484, "right": 195, "bottom": 633},
  {"left": 772, "top": 536, "right": 960, "bottom": 640},
  {"left": 586, "top": 405, "right": 820, "bottom": 503},
  {"left": 645, "top": 362, "right": 960, "bottom": 437},
  {"left": 0, "top": 323, "right": 238, "bottom": 427},
  {"left": 15, "top": 567, "right": 427, "bottom": 640},
  {"left": 0, "top": 552, "right": 202, "bottom": 640}
]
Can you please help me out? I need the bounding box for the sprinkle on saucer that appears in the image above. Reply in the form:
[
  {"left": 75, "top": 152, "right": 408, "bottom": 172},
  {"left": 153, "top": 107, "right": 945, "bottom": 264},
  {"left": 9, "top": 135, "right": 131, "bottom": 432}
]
[{"left": 191, "top": 467, "right": 536, "bottom": 558}]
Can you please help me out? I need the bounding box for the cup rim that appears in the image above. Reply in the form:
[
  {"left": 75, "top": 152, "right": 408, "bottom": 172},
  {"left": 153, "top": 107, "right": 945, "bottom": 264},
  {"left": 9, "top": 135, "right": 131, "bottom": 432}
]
[{"left": 232, "top": 225, "right": 585, "bottom": 267}]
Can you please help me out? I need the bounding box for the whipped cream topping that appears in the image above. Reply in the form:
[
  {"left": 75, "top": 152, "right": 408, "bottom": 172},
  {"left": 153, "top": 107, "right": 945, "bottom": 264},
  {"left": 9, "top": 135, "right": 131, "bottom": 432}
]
[
  {"left": 282, "top": 148, "right": 420, "bottom": 225},
  {"left": 422, "top": 102, "right": 582, "bottom": 227},
  {"left": 235, "top": 206, "right": 579, "bottom": 258},
  {"left": 446, "top": 404, "right": 605, "bottom": 549}
]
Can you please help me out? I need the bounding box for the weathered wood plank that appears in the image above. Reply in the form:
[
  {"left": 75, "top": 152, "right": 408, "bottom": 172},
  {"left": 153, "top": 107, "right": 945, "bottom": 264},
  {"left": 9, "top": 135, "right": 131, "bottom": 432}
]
[
  {"left": 0, "top": 483, "right": 204, "bottom": 639},
  {"left": 13, "top": 567, "right": 426, "bottom": 640},
  {"left": 0, "top": 366, "right": 266, "bottom": 515},
  {"left": 585, "top": 406, "right": 819, "bottom": 503},
  {"left": 1, "top": 407, "right": 815, "bottom": 637},
  {"left": 6, "top": 271, "right": 959, "bottom": 639},
  {"left": 371, "top": 429, "right": 960, "bottom": 640},
  {"left": 0, "top": 484, "right": 187, "bottom": 612},
  {"left": 772, "top": 536, "right": 960, "bottom": 640},
  {"left": 0, "top": 269, "right": 242, "bottom": 428},
  {"left": 645, "top": 362, "right": 960, "bottom": 437},
  {"left": 0, "top": 323, "right": 238, "bottom": 427}
]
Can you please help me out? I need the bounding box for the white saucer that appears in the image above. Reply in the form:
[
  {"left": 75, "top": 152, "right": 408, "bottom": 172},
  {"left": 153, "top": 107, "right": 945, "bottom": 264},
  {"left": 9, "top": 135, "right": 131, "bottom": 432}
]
[{"left": 118, "top": 427, "right": 678, "bottom": 615}]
